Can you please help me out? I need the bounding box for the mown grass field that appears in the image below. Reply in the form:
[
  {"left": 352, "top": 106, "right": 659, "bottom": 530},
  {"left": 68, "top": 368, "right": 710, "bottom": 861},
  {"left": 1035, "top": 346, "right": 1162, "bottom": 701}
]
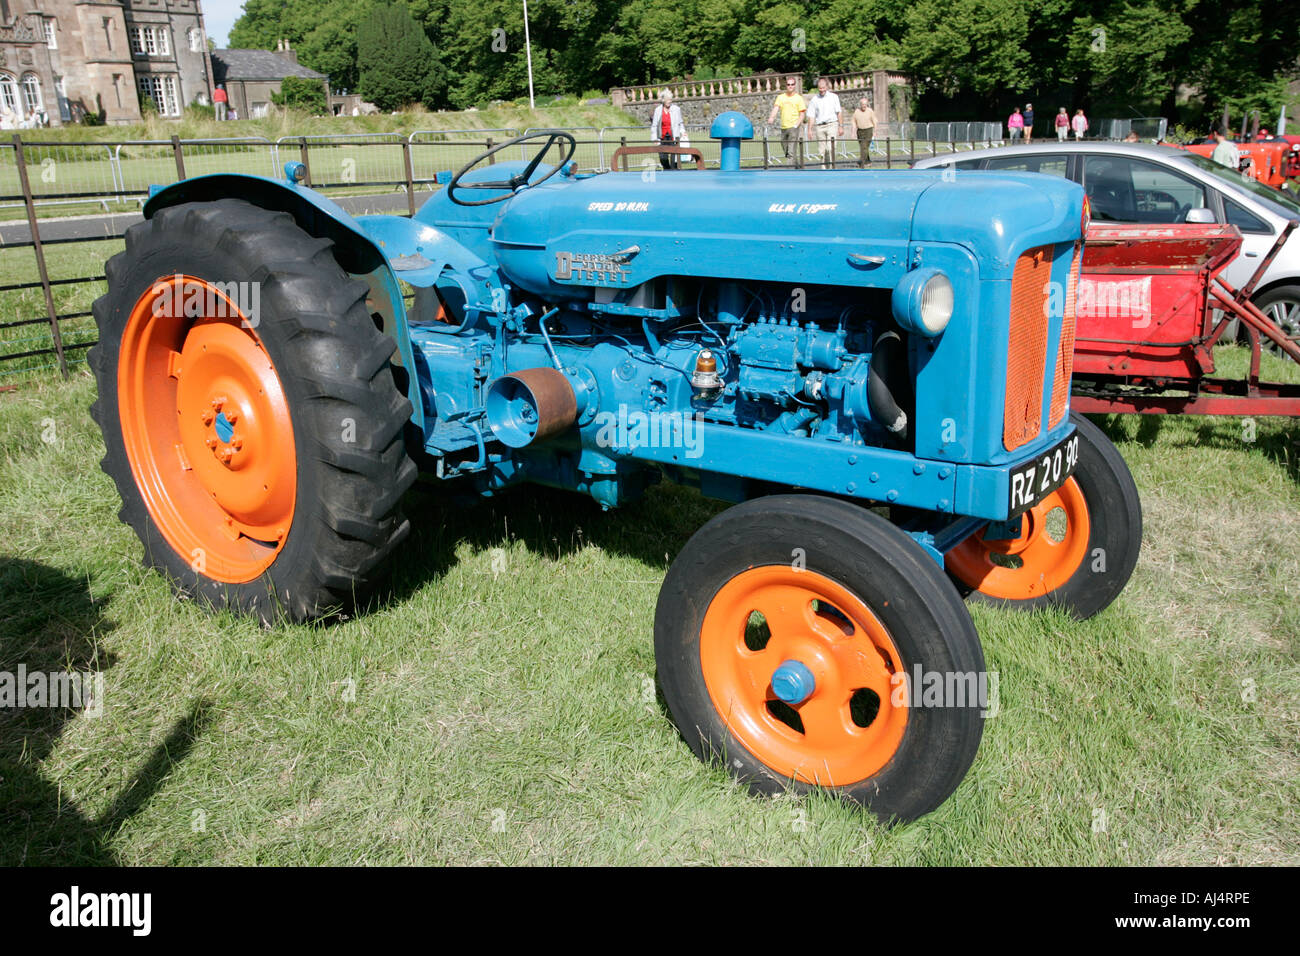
[{"left": 1, "top": 365, "right": 1296, "bottom": 865}]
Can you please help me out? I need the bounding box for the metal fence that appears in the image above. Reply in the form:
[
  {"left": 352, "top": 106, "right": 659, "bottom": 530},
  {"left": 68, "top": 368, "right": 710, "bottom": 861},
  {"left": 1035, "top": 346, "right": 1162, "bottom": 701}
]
[{"left": 0, "top": 119, "right": 1164, "bottom": 381}]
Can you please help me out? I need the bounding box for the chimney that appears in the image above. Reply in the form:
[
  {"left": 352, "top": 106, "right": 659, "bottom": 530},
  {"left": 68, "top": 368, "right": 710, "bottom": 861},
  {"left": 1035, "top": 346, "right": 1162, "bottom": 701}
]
[{"left": 275, "top": 38, "right": 298, "bottom": 64}]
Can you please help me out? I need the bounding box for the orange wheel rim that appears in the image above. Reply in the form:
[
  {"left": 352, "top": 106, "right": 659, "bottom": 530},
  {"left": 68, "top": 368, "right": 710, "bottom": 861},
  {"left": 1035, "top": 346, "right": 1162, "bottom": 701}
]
[
  {"left": 699, "top": 566, "right": 907, "bottom": 787},
  {"left": 946, "top": 477, "right": 1090, "bottom": 599},
  {"left": 117, "top": 274, "right": 295, "bottom": 583}
]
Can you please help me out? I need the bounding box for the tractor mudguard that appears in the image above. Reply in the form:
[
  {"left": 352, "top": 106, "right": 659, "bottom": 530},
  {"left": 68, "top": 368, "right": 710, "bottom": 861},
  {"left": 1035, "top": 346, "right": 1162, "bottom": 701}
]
[{"left": 144, "top": 173, "right": 428, "bottom": 438}]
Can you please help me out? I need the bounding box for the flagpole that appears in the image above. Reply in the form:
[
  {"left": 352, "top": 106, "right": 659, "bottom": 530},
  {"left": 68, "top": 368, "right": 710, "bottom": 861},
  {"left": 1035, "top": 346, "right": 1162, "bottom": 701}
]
[{"left": 523, "top": 0, "right": 536, "bottom": 109}]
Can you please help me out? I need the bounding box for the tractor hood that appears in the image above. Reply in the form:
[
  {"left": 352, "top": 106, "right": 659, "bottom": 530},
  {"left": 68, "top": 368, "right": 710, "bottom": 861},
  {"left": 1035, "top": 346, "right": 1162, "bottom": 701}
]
[{"left": 487, "top": 168, "right": 1084, "bottom": 300}]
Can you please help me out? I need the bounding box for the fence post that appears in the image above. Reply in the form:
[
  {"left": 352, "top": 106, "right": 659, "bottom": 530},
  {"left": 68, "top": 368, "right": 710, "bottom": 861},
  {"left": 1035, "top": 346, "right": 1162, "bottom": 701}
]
[
  {"left": 909, "top": 138, "right": 915, "bottom": 165},
  {"left": 170, "top": 134, "right": 187, "bottom": 180},
  {"left": 485, "top": 137, "right": 495, "bottom": 166},
  {"left": 298, "top": 137, "right": 312, "bottom": 186},
  {"left": 401, "top": 139, "right": 416, "bottom": 216},
  {"left": 13, "top": 135, "right": 67, "bottom": 380},
  {"left": 886, "top": 138, "right": 891, "bottom": 170}
]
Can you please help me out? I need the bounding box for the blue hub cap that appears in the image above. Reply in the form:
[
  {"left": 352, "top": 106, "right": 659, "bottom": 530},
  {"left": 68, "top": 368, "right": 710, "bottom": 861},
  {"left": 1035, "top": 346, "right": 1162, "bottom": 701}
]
[
  {"left": 214, "top": 410, "right": 235, "bottom": 443},
  {"left": 771, "top": 660, "right": 816, "bottom": 705}
]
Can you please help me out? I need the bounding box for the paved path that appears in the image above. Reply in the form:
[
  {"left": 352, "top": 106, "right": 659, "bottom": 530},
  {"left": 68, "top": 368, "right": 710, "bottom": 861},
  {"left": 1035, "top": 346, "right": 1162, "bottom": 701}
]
[{"left": 1, "top": 191, "right": 429, "bottom": 245}]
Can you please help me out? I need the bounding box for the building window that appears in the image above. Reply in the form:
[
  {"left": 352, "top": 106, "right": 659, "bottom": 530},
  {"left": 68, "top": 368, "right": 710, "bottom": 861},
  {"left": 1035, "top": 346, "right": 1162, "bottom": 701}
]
[
  {"left": 103, "top": 17, "right": 114, "bottom": 51},
  {"left": 188, "top": 27, "right": 202, "bottom": 52},
  {"left": 55, "top": 75, "right": 70, "bottom": 122},
  {"left": 44, "top": 19, "right": 57, "bottom": 50},
  {"left": 138, "top": 74, "right": 179, "bottom": 116},
  {"left": 0, "top": 74, "right": 18, "bottom": 115},
  {"left": 21, "top": 73, "right": 42, "bottom": 113},
  {"left": 130, "top": 25, "right": 171, "bottom": 56},
  {"left": 113, "top": 73, "right": 124, "bottom": 108}
]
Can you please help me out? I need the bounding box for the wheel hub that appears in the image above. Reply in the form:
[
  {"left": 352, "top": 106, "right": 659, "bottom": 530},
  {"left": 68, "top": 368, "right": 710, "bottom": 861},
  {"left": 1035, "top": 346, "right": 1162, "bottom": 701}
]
[
  {"left": 770, "top": 659, "right": 816, "bottom": 705},
  {"left": 117, "top": 274, "right": 296, "bottom": 582},
  {"left": 699, "top": 566, "right": 907, "bottom": 786}
]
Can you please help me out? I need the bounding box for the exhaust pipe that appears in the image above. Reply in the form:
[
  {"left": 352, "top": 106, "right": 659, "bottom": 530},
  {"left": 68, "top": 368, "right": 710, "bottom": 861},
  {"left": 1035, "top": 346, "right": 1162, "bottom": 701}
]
[{"left": 485, "top": 367, "right": 579, "bottom": 448}]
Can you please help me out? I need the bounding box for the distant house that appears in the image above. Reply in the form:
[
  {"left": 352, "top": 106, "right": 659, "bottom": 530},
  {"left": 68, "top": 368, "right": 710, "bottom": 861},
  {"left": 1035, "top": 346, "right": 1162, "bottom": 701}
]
[
  {"left": 1, "top": 0, "right": 213, "bottom": 126},
  {"left": 210, "top": 42, "right": 328, "bottom": 119}
]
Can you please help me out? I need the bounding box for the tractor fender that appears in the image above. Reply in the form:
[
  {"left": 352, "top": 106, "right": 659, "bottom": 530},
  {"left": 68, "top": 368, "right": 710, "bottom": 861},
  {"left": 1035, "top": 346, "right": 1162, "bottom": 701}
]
[{"left": 144, "top": 173, "right": 428, "bottom": 438}]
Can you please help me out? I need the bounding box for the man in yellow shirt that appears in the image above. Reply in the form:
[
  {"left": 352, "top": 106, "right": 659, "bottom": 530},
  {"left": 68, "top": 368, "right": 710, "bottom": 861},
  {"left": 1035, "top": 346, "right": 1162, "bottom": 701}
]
[{"left": 767, "top": 76, "right": 806, "bottom": 165}]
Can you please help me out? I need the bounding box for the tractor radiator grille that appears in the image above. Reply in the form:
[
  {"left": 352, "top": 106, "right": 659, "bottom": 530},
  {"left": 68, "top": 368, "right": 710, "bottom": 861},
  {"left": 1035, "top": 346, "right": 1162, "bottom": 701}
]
[
  {"left": 1003, "top": 245, "right": 1053, "bottom": 451},
  {"left": 1048, "top": 242, "right": 1081, "bottom": 428}
]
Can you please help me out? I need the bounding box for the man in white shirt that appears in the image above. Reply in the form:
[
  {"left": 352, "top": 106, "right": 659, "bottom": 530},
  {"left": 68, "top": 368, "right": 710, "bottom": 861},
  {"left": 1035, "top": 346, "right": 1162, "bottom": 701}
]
[
  {"left": 804, "top": 77, "right": 843, "bottom": 169},
  {"left": 1210, "top": 128, "right": 1240, "bottom": 170}
]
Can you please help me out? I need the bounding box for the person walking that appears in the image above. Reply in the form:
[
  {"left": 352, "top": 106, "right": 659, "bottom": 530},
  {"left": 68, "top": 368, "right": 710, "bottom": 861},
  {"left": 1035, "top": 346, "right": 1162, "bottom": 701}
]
[
  {"left": 852, "top": 96, "right": 876, "bottom": 167},
  {"left": 1055, "top": 107, "right": 1069, "bottom": 140},
  {"left": 1071, "top": 109, "right": 1088, "bottom": 140},
  {"left": 1007, "top": 106, "right": 1024, "bottom": 141},
  {"left": 767, "top": 76, "right": 806, "bottom": 165},
  {"left": 805, "top": 77, "right": 843, "bottom": 169},
  {"left": 1023, "top": 103, "right": 1034, "bottom": 140},
  {"left": 651, "top": 88, "right": 685, "bottom": 170},
  {"left": 213, "top": 84, "right": 228, "bottom": 122},
  {"left": 1210, "top": 128, "right": 1240, "bottom": 169}
]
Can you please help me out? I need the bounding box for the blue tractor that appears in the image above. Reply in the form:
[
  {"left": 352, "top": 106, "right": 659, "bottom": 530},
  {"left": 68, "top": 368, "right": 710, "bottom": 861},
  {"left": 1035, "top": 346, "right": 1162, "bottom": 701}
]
[{"left": 90, "top": 114, "right": 1141, "bottom": 822}]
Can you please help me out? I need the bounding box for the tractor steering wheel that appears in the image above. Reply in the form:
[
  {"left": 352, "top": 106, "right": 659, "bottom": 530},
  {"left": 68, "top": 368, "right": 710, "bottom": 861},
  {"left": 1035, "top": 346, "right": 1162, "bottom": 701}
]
[{"left": 447, "top": 130, "right": 577, "bottom": 206}]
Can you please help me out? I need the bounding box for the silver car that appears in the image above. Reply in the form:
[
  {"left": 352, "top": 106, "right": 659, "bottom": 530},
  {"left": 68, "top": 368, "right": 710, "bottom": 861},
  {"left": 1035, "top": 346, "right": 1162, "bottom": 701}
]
[{"left": 914, "top": 142, "right": 1300, "bottom": 343}]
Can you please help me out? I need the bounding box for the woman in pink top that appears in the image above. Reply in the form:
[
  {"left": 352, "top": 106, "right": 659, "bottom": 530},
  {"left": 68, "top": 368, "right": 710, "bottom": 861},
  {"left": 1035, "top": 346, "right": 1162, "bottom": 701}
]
[{"left": 1007, "top": 107, "right": 1024, "bottom": 141}]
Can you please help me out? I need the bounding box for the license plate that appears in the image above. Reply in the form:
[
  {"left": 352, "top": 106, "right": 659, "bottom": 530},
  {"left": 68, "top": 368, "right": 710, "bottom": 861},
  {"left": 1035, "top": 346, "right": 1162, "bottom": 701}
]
[{"left": 1007, "top": 432, "right": 1081, "bottom": 517}]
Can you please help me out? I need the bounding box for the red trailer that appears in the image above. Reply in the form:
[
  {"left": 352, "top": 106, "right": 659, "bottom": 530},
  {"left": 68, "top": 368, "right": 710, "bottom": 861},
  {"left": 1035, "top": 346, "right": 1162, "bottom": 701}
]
[{"left": 1070, "top": 221, "right": 1300, "bottom": 416}]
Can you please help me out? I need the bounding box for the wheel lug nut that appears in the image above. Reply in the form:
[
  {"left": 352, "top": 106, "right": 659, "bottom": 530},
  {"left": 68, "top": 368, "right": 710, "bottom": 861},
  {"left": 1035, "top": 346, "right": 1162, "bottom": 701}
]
[
  {"left": 200, "top": 410, "right": 215, "bottom": 425},
  {"left": 218, "top": 448, "right": 233, "bottom": 463},
  {"left": 224, "top": 408, "right": 239, "bottom": 424},
  {"left": 205, "top": 438, "right": 217, "bottom": 448}
]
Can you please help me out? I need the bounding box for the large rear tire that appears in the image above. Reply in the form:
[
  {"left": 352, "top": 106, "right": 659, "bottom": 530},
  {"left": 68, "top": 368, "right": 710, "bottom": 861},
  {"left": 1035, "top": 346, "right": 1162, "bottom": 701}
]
[
  {"left": 946, "top": 412, "right": 1141, "bottom": 619},
  {"left": 655, "top": 494, "right": 986, "bottom": 824},
  {"left": 89, "top": 198, "right": 417, "bottom": 622}
]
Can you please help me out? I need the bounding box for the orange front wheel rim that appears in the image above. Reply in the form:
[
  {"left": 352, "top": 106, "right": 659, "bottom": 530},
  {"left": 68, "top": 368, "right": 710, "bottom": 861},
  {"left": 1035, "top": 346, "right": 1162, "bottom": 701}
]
[
  {"left": 946, "top": 477, "right": 1091, "bottom": 599},
  {"left": 117, "top": 274, "right": 296, "bottom": 582},
  {"left": 699, "top": 566, "right": 907, "bottom": 787}
]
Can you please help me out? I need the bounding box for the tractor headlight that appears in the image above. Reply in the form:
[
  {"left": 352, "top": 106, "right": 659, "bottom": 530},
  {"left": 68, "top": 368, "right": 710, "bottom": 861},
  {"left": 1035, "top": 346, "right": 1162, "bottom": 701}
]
[{"left": 891, "top": 268, "right": 954, "bottom": 337}]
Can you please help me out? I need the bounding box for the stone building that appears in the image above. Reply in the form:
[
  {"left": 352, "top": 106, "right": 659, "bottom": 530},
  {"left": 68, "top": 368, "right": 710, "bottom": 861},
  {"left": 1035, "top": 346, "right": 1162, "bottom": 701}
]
[
  {"left": 0, "top": 0, "right": 213, "bottom": 126},
  {"left": 211, "top": 44, "right": 329, "bottom": 120}
]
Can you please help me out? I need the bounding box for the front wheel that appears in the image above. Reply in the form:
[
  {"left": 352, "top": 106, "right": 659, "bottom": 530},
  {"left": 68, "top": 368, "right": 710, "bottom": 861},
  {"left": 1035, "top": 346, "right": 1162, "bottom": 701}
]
[
  {"left": 655, "top": 494, "right": 986, "bottom": 824},
  {"left": 946, "top": 412, "right": 1142, "bottom": 619}
]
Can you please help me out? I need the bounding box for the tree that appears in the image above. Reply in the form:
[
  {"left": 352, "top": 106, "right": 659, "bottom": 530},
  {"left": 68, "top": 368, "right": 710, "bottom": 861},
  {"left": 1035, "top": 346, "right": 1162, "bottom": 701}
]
[
  {"left": 356, "top": 3, "right": 447, "bottom": 110},
  {"left": 271, "top": 76, "right": 329, "bottom": 113}
]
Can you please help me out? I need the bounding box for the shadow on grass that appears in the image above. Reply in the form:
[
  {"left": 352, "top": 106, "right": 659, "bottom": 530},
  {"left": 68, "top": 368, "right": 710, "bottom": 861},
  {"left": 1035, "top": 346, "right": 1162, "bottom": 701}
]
[
  {"left": 377, "top": 477, "right": 731, "bottom": 610},
  {"left": 0, "top": 557, "right": 212, "bottom": 865},
  {"left": 1087, "top": 411, "right": 1300, "bottom": 482}
]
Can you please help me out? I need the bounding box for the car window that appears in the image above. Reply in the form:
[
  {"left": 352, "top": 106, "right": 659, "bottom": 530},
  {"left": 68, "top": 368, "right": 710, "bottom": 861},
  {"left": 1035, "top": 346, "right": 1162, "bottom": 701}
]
[
  {"left": 1181, "top": 152, "right": 1300, "bottom": 217},
  {"left": 983, "top": 155, "right": 1068, "bottom": 177},
  {"left": 1083, "top": 155, "right": 1207, "bottom": 223},
  {"left": 1222, "top": 196, "right": 1270, "bottom": 234}
]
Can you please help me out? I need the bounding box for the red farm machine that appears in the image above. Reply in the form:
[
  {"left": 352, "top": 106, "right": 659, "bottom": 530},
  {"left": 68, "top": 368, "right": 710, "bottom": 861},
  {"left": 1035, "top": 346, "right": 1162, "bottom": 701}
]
[{"left": 1070, "top": 221, "right": 1300, "bottom": 417}]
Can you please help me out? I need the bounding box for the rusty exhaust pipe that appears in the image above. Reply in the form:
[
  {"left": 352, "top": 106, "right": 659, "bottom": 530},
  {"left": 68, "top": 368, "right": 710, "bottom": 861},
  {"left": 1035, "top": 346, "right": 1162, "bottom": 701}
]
[{"left": 485, "top": 367, "right": 579, "bottom": 448}]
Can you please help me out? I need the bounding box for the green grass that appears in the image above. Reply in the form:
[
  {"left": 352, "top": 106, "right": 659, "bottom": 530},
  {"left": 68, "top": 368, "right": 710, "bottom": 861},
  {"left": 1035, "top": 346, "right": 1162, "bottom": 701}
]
[{"left": 1, "top": 372, "right": 1296, "bottom": 864}]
